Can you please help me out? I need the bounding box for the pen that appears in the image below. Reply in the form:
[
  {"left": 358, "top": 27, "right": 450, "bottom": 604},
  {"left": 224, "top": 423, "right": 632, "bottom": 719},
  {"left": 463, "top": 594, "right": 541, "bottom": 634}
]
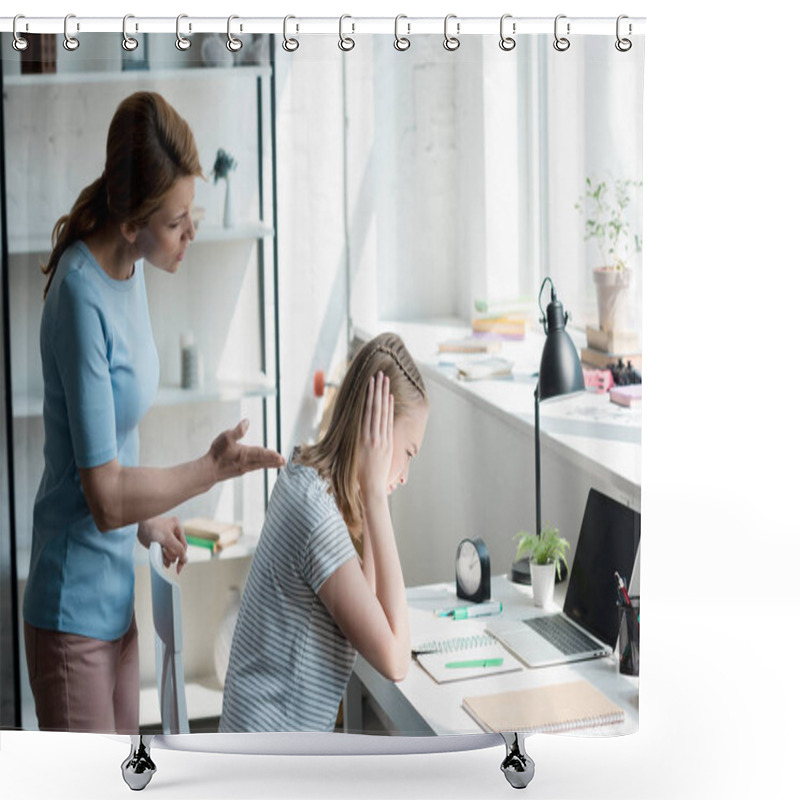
[
  {"left": 445, "top": 658, "right": 504, "bottom": 669},
  {"left": 614, "top": 571, "right": 632, "bottom": 606},
  {"left": 435, "top": 601, "right": 503, "bottom": 620}
]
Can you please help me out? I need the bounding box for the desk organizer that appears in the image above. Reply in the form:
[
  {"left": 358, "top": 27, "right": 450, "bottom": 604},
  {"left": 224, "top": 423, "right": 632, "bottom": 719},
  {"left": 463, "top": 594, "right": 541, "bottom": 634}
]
[{"left": 0, "top": 18, "right": 644, "bottom": 793}]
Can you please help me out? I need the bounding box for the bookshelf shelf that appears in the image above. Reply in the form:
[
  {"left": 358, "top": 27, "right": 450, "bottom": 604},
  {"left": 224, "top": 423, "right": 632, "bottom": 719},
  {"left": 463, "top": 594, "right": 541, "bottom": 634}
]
[
  {"left": 2, "top": 65, "right": 269, "bottom": 89},
  {"left": 12, "top": 377, "right": 276, "bottom": 420},
  {"left": 8, "top": 222, "right": 273, "bottom": 256}
]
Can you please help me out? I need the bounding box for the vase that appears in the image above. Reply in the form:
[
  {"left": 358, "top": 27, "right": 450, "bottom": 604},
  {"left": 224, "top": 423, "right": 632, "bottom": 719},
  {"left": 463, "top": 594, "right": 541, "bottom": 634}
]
[
  {"left": 530, "top": 561, "right": 556, "bottom": 608},
  {"left": 223, "top": 176, "right": 234, "bottom": 228},
  {"left": 593, "top": 267, "right": 631, "bottom": 333},
  {"left": 213, "top": 586, "right": 241, "bottom": 688}
]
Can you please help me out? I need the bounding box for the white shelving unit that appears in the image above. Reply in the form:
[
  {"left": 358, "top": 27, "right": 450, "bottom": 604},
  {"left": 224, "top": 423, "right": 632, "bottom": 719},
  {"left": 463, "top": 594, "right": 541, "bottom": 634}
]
[{"left": 2, "top": 50, "right": 280, "bottom": 732}]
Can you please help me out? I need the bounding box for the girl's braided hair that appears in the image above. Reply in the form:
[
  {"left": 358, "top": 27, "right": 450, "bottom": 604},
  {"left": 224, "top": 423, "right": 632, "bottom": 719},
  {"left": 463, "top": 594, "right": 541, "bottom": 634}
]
[{"left": 297, "top": 332, "right": 428, "bottom": 537}]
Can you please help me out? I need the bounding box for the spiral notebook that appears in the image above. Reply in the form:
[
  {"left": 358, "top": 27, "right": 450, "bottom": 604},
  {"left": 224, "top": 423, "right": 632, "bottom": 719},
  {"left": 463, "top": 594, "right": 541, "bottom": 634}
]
[
  {"left": 412, "top": 634, "right": 524, "bottom": 683},
  {"left": 462, "top": 680, "right": 625, "bottom": 733}
]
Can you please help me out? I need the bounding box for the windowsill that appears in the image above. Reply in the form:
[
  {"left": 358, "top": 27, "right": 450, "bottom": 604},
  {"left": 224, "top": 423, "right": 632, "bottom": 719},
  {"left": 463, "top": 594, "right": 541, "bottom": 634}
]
[{"left": 354, "top": 318, "right": 641, "bottom": 509}]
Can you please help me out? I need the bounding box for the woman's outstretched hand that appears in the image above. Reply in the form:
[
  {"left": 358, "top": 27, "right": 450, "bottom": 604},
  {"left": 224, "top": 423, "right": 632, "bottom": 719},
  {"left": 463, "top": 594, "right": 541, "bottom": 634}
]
[
  {"left": 358, "top": 372, "right": 394, "bottom": 500},
  {"left": 207, "top": 418, "right": 285, "bottom": 484}
]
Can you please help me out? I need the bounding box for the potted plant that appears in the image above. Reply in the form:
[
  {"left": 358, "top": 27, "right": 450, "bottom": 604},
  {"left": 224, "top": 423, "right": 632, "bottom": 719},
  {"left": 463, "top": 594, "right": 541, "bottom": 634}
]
[
  {"left": 212, "top": 148, "right": 238, "bottom": 228},
  {"left": 575, "top": 177, "right": 642, "bottom": 333},
  {"left": 514, "top": 525, "right": 570, "bottom": 608}
]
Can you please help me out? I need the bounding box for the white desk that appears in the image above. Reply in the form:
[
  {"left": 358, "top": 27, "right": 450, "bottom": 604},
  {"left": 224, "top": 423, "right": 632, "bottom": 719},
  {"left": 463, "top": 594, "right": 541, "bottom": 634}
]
[{"left": 345, "top": 575, "right": 639, "bottom": 737}]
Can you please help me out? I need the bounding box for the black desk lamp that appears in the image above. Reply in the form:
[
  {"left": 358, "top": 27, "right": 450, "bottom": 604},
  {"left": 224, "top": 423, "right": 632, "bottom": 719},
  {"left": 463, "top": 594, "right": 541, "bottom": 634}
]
[
  {"left": 511, "top": 277, "right": 585, "bottom": 584},
  {"left": 535, "top": 277, "right": 585, "bottom": 539}
]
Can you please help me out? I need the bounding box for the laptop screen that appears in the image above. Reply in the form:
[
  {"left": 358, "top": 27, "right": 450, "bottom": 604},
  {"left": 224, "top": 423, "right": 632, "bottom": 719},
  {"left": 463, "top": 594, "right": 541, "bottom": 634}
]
[{"left": 564, "top": 489, "right": 641, "bottom": 646}]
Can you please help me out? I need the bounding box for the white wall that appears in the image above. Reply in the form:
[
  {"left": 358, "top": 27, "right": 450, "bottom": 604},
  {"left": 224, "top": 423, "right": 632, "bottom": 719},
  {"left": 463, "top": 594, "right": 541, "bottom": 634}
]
[{"left": 273, "top": 37, "right": 350, "bottom": 454}]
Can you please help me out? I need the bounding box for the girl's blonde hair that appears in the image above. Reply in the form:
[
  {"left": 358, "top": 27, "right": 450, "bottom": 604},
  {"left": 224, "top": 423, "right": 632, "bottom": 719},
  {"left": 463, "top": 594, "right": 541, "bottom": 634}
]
[
  {"left": 297, "top": 332, "right": 428, "bottom": 537},
  {"left": 42, "top": 91, "right": 202, "bottom": 298}
]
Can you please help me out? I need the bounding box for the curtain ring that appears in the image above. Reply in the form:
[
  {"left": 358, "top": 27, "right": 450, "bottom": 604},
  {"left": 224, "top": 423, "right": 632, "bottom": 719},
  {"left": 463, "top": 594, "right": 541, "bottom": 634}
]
[
  {"left": 394, "top": 14, "right": 410, "bottom": 51},
  {"left": 443, "top": 14, "right": 460, "bottom": 51},
  {"left": 63, "top": 13, "right": 80, "bottom": 51},
  {"left": 282, "top": 15, "right": 299, "bottom": 52},
  {"left": 226, "top": 15, "right": 243, "bottom": 52},
  {"left": 615, "top": 14, "right": 632, "bottom": 52},
  {"left": 499, "top": 14, "right": 516, "bottom": 51},
  {"left": 122, "top": 14, "right": 139, "bottom": 51},
  {"left": 553, "top": 14, "right": 570, "bottom": 52},
  {"left": 175, "top": 14, "right": 191, "bottom": 51},
  {"left": 12, "top": 15, "right": 29, "bottom": 52},
  {"left": 338, "top": 14, "right": 355, "bottom": 51}
]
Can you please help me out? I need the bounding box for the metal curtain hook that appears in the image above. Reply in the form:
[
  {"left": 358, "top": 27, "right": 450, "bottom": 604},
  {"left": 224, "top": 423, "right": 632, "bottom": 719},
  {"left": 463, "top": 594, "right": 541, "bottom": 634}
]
[
  {"left": 63, "top": 13, "right": 80, "bottom": 51},
  {"left": 12, "top": 15, "right": 29, "bottom": 52},
  {"left": 443, "top": 14, "right": 460, "bottom": 51},
  {"left": 394, "top": 14, "right": 410, "bottom": 51},
  {"left": 553, "top": 14, "right": 570, "bottom": 52},
  {"left": 615, "top": 14, "right": 632, "bottom": 52},
  {"left": 282, "top": 15, "right": 299, "bottom": 52},
  {"left": 176, "top": 14, "right": 191, "bottom": 50},
  {"left": 338, "top": 14, "right": 355, "bottom": 51},
  {"left": 227, "top": 15, "right": 243, "bottom": 52},
  {"left": 122, "top": 14, "right": 139, "bottom": 51},
  {"left": 499, "top": 13, "right": 516, "bottom": 51}
]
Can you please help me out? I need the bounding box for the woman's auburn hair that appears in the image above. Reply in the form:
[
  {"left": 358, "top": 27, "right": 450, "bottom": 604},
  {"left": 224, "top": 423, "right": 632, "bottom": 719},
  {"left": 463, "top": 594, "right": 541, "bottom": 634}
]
[
  {"left": 42, "top": 91, "right": 203, "bottom": 297},
  {"left": 297, "top": 332, "right": 428, "bottom": 538}
]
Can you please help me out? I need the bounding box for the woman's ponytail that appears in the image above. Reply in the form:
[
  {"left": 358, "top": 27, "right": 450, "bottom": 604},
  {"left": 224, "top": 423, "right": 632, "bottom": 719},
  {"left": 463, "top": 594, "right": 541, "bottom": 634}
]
[{"left": 42, "top": 174, "right": 109, "bottom": 298}]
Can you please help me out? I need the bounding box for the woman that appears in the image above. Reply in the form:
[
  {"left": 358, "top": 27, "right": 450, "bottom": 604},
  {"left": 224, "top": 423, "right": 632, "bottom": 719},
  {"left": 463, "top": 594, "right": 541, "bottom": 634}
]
[
  {"left": 22, "top": 91, "right": 284, "bottom": 735},
  {"left": 219, "top": 332, "right": 428, "bottom": 732}
]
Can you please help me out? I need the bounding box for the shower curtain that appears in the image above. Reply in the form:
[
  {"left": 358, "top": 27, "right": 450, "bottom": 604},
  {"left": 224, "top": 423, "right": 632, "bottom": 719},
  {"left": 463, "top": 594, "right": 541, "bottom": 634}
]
[{"left": 0, "top": 12, "right": 644, "bottom": 787}]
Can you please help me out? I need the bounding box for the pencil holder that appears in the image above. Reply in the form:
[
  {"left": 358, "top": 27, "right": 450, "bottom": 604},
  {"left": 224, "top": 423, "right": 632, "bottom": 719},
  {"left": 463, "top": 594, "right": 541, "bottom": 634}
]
[{"left": 617, "top": 596, "right": 640, "bottom": 676}]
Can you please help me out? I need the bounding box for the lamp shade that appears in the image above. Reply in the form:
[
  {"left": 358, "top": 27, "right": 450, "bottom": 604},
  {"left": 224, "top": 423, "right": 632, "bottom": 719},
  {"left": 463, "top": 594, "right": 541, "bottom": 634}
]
[{"left": 538, "top": 289, "right": 585, "bottom": 400}]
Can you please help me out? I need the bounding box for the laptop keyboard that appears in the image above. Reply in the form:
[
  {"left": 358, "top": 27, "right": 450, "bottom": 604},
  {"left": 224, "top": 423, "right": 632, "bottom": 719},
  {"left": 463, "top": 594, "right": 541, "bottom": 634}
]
[{"left": 523, "top": 615, "right": 600, "bottom": 655}]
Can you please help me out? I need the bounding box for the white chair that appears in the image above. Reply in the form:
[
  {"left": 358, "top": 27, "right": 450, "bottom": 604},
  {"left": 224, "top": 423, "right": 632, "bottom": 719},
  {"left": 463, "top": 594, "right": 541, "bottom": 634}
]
[{"left": 149, "top": 542, "right": 189, "bottom": 734}]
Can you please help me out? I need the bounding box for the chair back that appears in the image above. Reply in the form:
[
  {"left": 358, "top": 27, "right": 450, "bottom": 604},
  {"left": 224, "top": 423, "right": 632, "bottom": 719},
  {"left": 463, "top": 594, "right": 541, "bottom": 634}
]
[{"left": 149, "top": 542, "right": 189, "bottom": 734}]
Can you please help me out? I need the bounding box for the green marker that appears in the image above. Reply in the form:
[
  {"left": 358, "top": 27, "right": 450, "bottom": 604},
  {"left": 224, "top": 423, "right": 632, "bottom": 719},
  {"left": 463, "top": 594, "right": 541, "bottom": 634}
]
[{"left": 444, "top": 658, "right": 504, "bottom": 669}]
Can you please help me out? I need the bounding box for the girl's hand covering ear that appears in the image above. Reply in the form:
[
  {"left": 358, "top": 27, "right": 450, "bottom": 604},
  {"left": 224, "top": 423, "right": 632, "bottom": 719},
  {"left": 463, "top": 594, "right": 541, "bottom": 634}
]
[{"left": 358, "top": 372, "right": 394, "bottom": 499}]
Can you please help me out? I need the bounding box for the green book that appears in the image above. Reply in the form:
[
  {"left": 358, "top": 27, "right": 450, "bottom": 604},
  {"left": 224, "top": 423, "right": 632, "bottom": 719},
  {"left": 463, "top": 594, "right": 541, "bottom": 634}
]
[{"left": 185, "top": 534, "right": 216, "bottom": 551}]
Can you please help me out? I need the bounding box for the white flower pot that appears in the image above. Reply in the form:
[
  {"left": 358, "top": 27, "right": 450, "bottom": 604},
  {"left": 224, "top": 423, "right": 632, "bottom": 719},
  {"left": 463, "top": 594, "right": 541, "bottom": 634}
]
[
  {"left": 530, "top": 561, "right": 556, "bottom": 608},
  {"left": 593, "top": 267, "right": 631, "bottom": 333}
]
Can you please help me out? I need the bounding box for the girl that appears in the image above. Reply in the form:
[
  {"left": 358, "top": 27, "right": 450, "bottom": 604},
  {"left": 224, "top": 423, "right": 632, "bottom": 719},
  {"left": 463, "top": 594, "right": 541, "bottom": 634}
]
[
  {"left": 220, "top": 332, "right": 428, "bottom": 732},
  {"left": 23, "top": 91, "right": 284, "bottom": 735}
]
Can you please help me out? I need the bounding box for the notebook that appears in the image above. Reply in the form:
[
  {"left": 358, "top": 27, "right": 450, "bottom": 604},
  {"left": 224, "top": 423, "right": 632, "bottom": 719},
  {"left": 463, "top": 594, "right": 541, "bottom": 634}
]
[
  {"left": 487, "top": 488, "right": 640, "bottom": 668},
  {"left": 412, "top": 634, "right": 524, "bottom": 684},
  {"left": 462, "top": 680, "right": 625, "bottom": 733}
]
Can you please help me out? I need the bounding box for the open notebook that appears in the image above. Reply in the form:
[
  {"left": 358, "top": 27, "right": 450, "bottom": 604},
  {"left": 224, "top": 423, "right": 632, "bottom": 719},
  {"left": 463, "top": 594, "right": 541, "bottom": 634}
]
[
  {"left": 463, "top": 680, "right": 625, "bottom": 734},
  {"left": 413, "top": 633, "right": 524, "bottom": 683}
]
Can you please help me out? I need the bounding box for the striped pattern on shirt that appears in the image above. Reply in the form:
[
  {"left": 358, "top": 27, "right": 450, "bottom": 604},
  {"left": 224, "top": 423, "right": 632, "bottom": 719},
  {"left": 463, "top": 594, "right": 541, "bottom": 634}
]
[{"left": 219, "top": 455, "right": 357, "bottom": 732}]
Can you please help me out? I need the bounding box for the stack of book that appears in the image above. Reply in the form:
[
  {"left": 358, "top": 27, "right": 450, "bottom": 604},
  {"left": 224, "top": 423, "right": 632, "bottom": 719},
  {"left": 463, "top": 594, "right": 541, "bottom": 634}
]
[
  {"left": 580, "top": 326, "right": 642, "bottom": 371},
  {"left": 184, "top": 518, "right": 242, "bottom": 554},
  {"left": 471, "top": 298, "right": 537, "bottom": 340}
]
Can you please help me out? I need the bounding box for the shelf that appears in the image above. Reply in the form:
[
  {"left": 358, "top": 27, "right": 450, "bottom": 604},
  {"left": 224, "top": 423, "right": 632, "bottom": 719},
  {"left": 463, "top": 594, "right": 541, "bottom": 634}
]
[
  {"left": 8, "top": 222, "right": 273, "bottom": 256},
  {"left": 16, "top": 530, "right": 259, "bottom": 584},
  {"left": 3, "top": 64, "right": 270, "bottom": 89},
  {"left": 133, "top": 530, "right": 260, "bottom": 569},
  {"left": 12, "top": 376, "right": 276, "bottom": 419}
]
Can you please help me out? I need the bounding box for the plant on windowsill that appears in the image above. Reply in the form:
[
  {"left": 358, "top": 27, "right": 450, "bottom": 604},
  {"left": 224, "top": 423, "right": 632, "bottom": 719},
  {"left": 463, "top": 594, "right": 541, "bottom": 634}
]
[
  {"left": 514, "top": 525, "right": 570, "bottom": 608},
  {"left": 575, "top": 176, "right": 642, "bottom": 335},
  {"left": 212, "top": 148, "right": 238, "bottom": 228}
]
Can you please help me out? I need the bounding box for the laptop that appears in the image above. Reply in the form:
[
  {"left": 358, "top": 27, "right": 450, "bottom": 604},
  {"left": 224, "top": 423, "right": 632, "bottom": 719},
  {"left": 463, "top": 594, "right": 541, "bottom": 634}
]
[{"left": 487, "top": 488, "right": 641, "bottom": 668}]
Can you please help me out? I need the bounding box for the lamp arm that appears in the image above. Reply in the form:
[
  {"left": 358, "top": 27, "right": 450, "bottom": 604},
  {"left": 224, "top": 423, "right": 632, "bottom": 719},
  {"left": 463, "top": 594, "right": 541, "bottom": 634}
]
[{"left": 538, "top": 277, "right": 554, "bottom": 335}]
